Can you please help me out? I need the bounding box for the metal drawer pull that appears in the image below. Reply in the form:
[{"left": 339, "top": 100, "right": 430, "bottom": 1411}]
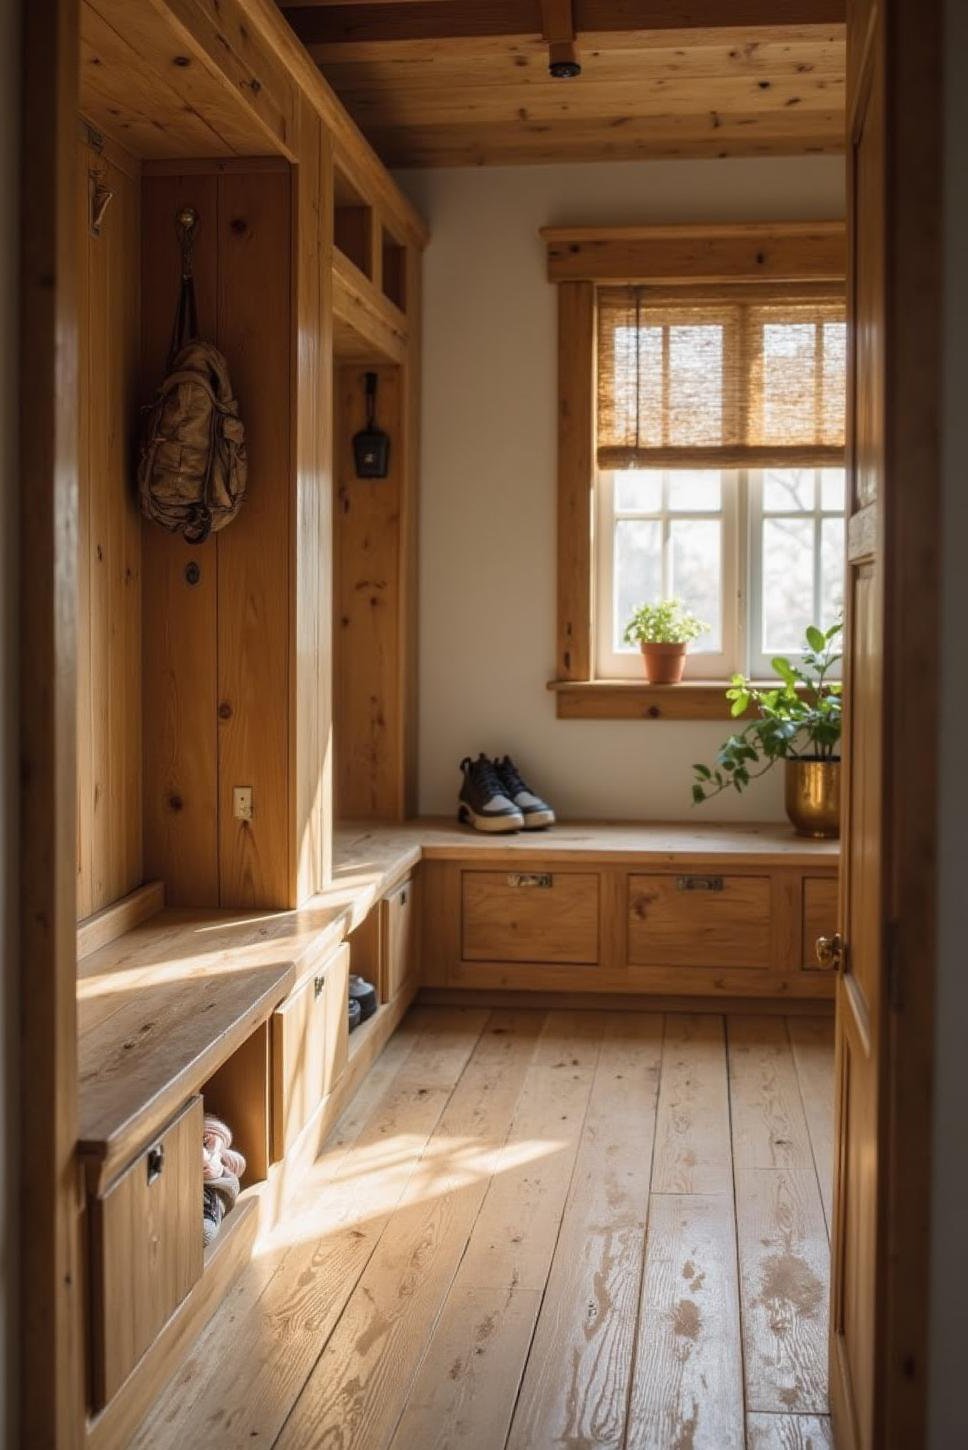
[
  {"left": 677, "top": 875, "right": 724, "bottom": 892},
  {"left": 146, "top": 1144, "right": 165, "bottom": 1185},
  {"left": 314, "top": 974, "right": 325, "bottom": 999},
  {"left": 507, "top": 872, "right": 553, "bottom": 889}
]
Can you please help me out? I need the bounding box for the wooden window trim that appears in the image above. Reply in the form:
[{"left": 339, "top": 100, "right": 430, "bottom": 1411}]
[
  {"left": 548, "top": 221, "right": 846, "bottom": 720},
  {"left": 547, "top": 678, "right": 812, "bottom": 721}
]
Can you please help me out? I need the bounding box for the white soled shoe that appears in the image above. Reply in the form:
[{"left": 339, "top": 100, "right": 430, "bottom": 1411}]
[
  {"left": 494, "top": 755, "right": 556, "bottom": 829},
  {"left": 458, "top": 754, "right": 525, "bottom": 832}
]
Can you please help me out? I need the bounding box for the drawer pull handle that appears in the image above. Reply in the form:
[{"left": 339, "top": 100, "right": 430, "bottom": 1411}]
[
  {"left": 400, "top": 889, "right": 408, "bottom": 907},
  {"left": 677, "top": 875, "right": 724, "bottom": 892},
  {"left": 507, "top": 873, "right": 552, "bottom": 889},
  {"left": 314, "top": 974, "right": 325, "bottom": 999},
  {"left": 146, "top": 1144, "right": 165, "bottom": 1185}
]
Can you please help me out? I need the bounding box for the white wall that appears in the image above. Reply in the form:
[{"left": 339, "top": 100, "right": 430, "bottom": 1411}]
[
  {"left": 929, "top": 1, "right": 968, "bottom": 1442},
  {"left": 0, "top": 0, "right": 18, "bottom": 1438},
  {"left": 397, "top": 157, "right": 845, "bottom": 819}
]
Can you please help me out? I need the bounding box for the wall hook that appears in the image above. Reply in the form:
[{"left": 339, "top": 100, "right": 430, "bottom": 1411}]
[{"left": 89, "top": 168, "right": 114, "bottom": 237}]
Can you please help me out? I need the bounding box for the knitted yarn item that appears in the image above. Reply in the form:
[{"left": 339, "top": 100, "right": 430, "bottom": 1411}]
[
  {"left": 202, "top": 1186, "right": 224, "bottom": 1247},
  {"left": 202, "top": 1114, "right": 247, "bottom": 1183},
  {"left": 208, "top": 1170, "right": 241, "bottom": 1215}
]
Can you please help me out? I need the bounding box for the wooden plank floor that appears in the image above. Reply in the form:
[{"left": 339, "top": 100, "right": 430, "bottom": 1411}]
[{"left": 134, "top": 1007, "right": 835, "bottom": 1450}]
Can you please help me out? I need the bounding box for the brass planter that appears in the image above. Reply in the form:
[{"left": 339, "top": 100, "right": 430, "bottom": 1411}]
[{"left": 784, "top": 757, "right": 841, "bottom": 839}]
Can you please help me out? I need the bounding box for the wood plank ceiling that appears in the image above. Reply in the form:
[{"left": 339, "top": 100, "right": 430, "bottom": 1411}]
[{"left": 280, "top": 1, "right": 846, "bottom": 167}]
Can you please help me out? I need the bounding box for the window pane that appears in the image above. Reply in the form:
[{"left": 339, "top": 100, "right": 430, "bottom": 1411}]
[
  {"left": 820, "top": 468, "right": 846, "bottom": 511},
  {"left": 762, "top": 517, "right": 814, "bottom": 652},
  {"left": 613, "top": 519, "right": 662, "bottom": 652},
  {"left": 668, "top": 470, "right": 722, "bottom": 511},
  {"left": 763, "top": 468, "right": 815, "bottom": 512},
  {"left": 614, "top": 469, "right": 662, "bottom": 513},
  {"left": 668, "top": 324, "right": 724, "bottom": 445},
  {"left": 821, "top": 517, "right": 845, "bottom": 629},
  {"left": 669, "top": 518, "right": 722, "bottom": 652}
]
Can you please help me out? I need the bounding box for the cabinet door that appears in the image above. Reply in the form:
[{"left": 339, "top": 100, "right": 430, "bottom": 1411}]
[
  {"left": 382, "top": 877, "right": 416, "bottom": 1000},
  {"left": 90, "top": 1097, "right": 203, "bottom": 1408},
  {"left": 627, "top": 873, "right": 772, "bottom": 968},
  {"left": 803, "top": 876, "right": 839, "bottom": 969},
  {"left": 461, "top": 871, "right": 600, "bottom": 964},
  {"left": 271, "top": 942, "right": 350, "bottom": 1159}
]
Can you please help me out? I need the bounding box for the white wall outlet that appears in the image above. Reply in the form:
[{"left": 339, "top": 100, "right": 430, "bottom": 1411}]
[{"left": 233, "top": 786, "right": 254, "bottom": 822}]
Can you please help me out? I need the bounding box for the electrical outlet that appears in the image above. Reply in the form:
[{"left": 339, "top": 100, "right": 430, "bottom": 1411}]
[{"left": 233, "top": 787, "right": 253, "bottom": 822}]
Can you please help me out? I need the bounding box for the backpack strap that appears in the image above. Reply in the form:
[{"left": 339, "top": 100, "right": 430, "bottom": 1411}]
[{"left": 168, "top": 206, "right": 200, "bottom": 368}]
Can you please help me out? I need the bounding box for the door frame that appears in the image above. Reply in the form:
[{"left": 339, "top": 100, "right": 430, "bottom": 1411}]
[
  {"left": 19, "top": 0, "right": 85, "bottom": 1444},
  {"left": 17, "top": 0, "right": 944, "bottom": 1445},
  {"left": 872, "top": 0, "right": 943, "bottom": 1440}
]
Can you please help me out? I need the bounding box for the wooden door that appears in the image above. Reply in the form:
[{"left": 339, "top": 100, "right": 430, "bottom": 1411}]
[{"left": 831, "top": 1, "right": 942, "bottom": 1446}]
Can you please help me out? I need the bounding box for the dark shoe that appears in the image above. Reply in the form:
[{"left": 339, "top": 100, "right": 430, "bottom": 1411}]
[
  {"left": 494, "top": 756, "right": 556, "bottom": 829},
  {"left": 458, "top": 754, "right": 524, "bottom": 832},
  {"left": 349, "top": 974, "right": 378, "bottom": 1022}
]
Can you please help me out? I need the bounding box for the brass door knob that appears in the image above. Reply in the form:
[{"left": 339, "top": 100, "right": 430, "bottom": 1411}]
[{"left": 816, "top": 932, "right": 845, "bottom": 971}]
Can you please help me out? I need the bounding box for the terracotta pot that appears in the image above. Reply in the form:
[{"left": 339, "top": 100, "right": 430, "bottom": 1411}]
[
  {"left": 639, "top": 641, "right": 687, "bottom": 684},
  {"left": 784, "top": 757, "right": 841, "bottom": 838}
]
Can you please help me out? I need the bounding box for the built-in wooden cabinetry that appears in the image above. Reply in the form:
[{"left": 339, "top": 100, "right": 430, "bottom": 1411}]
[
  {"left": 72, "top": 0, "right": 427, "bottom": 1440},
  {"left": 418, "top": 825, "right": 838, "bottom": 1000}
]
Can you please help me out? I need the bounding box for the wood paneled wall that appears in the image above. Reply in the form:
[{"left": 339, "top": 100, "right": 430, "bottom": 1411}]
[
  {"left": 76, "top": 130, "right": 143, "bottom": 922},
  {"left": 141, "top": 164, "right": 292, "bottom": 910},
  {"left": 334, "top": 362, "right": 408, "bottom": 819}
]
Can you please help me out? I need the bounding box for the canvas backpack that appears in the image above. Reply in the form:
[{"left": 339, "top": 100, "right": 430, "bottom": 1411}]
[{"left": 138, "top": 222, "right": 247, "bottom": 543}]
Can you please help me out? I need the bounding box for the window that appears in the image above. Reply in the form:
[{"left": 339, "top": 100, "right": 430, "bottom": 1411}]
[{"left": 595, "top": 284, "right": 846, "bottom": 680}]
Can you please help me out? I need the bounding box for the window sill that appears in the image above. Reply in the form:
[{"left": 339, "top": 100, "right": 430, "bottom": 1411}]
[{"left": 547, "top": 678, "right": 758, "bottom": 721}]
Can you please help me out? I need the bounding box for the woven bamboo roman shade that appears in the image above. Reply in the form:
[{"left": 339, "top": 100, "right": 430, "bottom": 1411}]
[{"left": 596, "top": 284, "right": 847, "bottom": 470}]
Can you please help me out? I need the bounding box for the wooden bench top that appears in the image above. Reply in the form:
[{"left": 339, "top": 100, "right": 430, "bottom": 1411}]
[
  {"left": 78, "top": 818, "right": 837, "bottom": 1184},
  {"left": 336, "top": 818, "right": 840, "bottom": 869}
]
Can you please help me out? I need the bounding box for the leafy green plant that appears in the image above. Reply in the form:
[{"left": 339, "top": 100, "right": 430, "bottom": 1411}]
[
  {"left": 623, "top": 598, "right": 709, "bottom": 646},
  {"left": 692, "top": 622, "right": 843, "bottom": 804}
]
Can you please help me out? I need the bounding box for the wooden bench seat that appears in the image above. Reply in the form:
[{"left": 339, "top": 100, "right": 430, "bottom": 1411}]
[{"left": 78, "top": 819, "right": 836, "bottom": 1186}]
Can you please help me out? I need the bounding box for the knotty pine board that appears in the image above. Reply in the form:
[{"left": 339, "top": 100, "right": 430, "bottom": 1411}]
[
  {"left": 76, "top": 131, "right": 143, "bottom": 921},
  {"left": 506, "top": 1013, "right": 663, "bottom": 1449},
  {"left": 141, "top": 165, "right": 292, "bottom": 910}
]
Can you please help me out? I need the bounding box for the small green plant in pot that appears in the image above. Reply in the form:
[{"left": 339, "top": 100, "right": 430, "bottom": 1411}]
[
  {"left": 623, "top": 598, "right": 709, "bottom": 684},
  {"left": 692, "top": 622, "right": 843, "bottom": 837}
]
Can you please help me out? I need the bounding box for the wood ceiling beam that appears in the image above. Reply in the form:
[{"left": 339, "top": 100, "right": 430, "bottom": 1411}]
[{"left": 283, "top": 1, "right": 844, "bottom": 48}]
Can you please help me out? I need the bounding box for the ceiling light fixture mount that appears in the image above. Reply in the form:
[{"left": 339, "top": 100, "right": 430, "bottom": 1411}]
[{"left": 548, "top": 42, "right": 581, "bottom": 78}]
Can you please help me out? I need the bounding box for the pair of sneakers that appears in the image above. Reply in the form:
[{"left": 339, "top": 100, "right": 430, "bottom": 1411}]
[{"left": 458, "top": 754, "right": 556, "bottom": 833}]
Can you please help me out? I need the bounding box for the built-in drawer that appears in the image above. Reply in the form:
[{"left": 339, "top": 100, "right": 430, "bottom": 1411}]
[
  {"left": 627, "top": 873, "right": 772, "bottom": 968},
  {"left": 461, "top": 870, "right": 600, "bottom": 964},
  {"left": 382, "top": 877, "right": 416, "bottom": 1000},
  {"left": 802, "top": 876, "right": 839, "bottom": 969},
  {"left": 89, "top": 1096, "right": 203, "bottom": 1409},
  {"left": 271, "top": 941, "right": 350, "bottom": 1158}
]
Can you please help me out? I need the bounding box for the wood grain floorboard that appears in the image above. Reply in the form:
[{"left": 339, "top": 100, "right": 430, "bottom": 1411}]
[
  {"left": 130, "top": 1009, "right": 834, "bottom": 1449},
  {"left": 734, "top": 1168, "right": 830, "bottom": 1416},
  {"left": 626, "top": 1192, "right": 746, "bottom": 1450},
  {"left": 652, "top": 1013, "right": 733, "bottom": 1195},
  {"left": 727, "top": 1016, "right": 815, "bottom": 1171},
  {"left": 786, "top": 1017, "right": 835, "bottom": 1235},
  {"left": 746, "top": 1410, "right": 835, "bottom": 1447},
  {"left": 506, "top": 1013, "right": 663, "bottom": 1450}
]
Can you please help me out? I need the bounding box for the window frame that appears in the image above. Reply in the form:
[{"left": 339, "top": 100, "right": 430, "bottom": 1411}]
[
  {"left": 594, "top": 468, "right": 742, "bottom": 680},
  {"left": 544, "top": 220, "right": 847, "bottom": 720}
]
